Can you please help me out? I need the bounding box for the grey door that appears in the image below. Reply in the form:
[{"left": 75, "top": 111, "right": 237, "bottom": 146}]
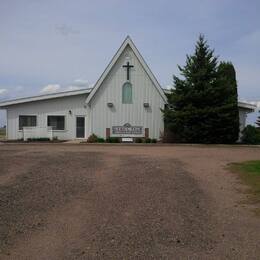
[{"left": 76, "top": 117, "right": 85, "bottom": 138}]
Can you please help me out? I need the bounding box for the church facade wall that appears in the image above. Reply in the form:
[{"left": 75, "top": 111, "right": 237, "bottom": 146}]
[
  {"left": 3, "top": 94, "right": 253, "bottom": 141},
  {"left": 89, "top": 46, "right": 165, "bottom": 139}
]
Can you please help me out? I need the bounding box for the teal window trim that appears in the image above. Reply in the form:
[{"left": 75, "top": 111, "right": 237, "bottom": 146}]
[{"left": 122, "top": 82, "right": 133, "bottom": 104}]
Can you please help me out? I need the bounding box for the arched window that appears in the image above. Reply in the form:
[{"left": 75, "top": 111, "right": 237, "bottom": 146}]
[{"left": 122, "top": 82, "right": 132, "bottom": 104}]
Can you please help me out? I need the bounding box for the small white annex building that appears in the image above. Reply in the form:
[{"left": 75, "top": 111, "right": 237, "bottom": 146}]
[{"left": 0, "top": 36, "right": 256, "bottom": 141}]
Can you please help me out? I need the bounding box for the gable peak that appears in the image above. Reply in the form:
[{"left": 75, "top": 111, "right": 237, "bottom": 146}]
[
  {"left": 86, "top": 35, "right": 167, "bottom": 104},
  {"left": 122, "top": 35, "right": 134, "bottom": 47}
]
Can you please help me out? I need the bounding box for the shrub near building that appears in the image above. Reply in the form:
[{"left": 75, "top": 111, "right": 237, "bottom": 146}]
[{"left": 242, "top": 125, "right": 260, "bottom": 145}]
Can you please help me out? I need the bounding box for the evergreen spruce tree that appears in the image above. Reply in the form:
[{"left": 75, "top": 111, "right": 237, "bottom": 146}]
[
  {"left": 164, "top": 35, "right": 239, "bottom": 143},
  {"left": 217, "top": 61, "right": 239, "bottom": 142}
]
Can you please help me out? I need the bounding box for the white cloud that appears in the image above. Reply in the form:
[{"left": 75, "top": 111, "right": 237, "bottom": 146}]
[
  {"left": 66, "top": 85, "right": 81, "bottom": 91},
  {"left": 64, "top": 79, "right": 94, "bottom": 91},
  {"left": 40, "top": 84, "right": 60, "bottom": 94},
  {"left": 37, "top": 79, "right": 92, "bottom": 95},
  {"left": 164, "top": 85, "right": 173, "bottom": 90},
  {"left": 65, "top": 78, "right": 91, "bottom": 91},
  {"left": 39, "top": 80, "right": 91, "bottom": 95},
  {"left": 0, "top": 89, "right": 8, "bottom": 95},
  {"left": 73, "top": 79, "right": 88, "bottom": 85}
]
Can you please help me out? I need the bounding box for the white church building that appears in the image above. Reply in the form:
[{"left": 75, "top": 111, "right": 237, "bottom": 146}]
[{"left": 0, "top": 36, "right": 256, "bottom": 141}]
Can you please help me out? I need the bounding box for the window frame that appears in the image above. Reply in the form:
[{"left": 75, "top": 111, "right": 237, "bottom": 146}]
[
  {"left": 19, "top": 115, "right": 37, "bottom": 130},
  {"left": 122, "top": 81, "right": 133, "bottom": 104},
  {"left": 47, "top": 115, "right": 66, "bottom": 131}
]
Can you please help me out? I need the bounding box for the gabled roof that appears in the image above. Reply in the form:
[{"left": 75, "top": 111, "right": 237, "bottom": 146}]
[
  {"left": 86, "top": 36, "right": 168, "bottom": 104},
  {"left": 0, "top": 88, "right": 92, "bottom": 108}
]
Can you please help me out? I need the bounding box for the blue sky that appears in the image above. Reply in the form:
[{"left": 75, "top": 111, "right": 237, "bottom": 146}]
[{"left": 0, "top": 0, "right": 259, "bottom": 125}]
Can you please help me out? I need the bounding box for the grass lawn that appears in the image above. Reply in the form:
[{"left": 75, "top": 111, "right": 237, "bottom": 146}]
[{"left": 229, "top": 160, "right": 260, "bottom": 215}]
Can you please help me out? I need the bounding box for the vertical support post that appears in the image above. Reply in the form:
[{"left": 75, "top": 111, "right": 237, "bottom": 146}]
[
  {"left": 145, "top": 128, "right": 149, "bottom": 138},
  {"left": 106, "top": 128, "right": 110, "bottom": 139}
]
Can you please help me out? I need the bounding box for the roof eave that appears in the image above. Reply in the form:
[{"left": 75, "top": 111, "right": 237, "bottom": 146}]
[
  {"left": 0, "top": 88, "right": 92, "bottom": 108},
  {"left": 238, "top": 101, "right": 256, "bottom": 112}
]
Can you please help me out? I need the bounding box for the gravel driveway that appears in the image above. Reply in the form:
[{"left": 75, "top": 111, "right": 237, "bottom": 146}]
[{"left": 0, "top": 144, "right": 259, "bottom": 259}]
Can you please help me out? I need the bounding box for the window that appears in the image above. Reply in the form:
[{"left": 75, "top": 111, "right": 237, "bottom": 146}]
[
  {"left": 122, "top": 82, "right": 132, "bottom": 104},
  {"left": 47, "top": 116, "right": 65, "bottom": 130},
  {"left": 19, "top": 115, "right": 37, "bottom": 130}
]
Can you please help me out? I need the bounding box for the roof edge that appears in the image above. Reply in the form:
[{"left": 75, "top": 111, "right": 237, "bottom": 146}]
[
  {"left": 238, "top": 101, "right": 256, "bottom": 111},
  {"left": 0, "top": 88, "right": 92, "bottom": 108}
]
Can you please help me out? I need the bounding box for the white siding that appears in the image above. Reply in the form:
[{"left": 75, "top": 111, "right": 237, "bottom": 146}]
[
  {"left": 89, "top": 45, "right": 166, "bottom": 139},
  {"left": 4, "top": 92, "right": 251, "bottom": 141},
  {"left": 6, "top": 94, "right": 88, "bottom": 140}
]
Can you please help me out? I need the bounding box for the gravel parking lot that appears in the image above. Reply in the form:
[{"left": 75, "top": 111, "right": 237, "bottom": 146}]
[{"left": 0, "top": 144, "right": 259, "bottom": 259}]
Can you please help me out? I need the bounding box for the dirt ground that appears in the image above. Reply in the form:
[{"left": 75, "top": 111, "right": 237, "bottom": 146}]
[{"left": 0, "top": 144, "right": 259, "bottom": 259}]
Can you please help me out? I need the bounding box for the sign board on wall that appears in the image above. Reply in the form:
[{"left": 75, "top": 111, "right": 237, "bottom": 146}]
[
  {"left": 112, "top": 123, "right": 142, "bottom": 135},
  {"left": 122, "top": 137, "right": 134, "bottom": 142}
]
